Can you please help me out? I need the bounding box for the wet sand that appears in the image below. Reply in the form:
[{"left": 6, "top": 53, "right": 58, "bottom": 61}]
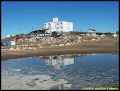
[
  {"left": 1, "top": 38, "right": 119, "bottom": 60},
  {"left": 2, "top": 74, "right": 68, "bottom": 90}
]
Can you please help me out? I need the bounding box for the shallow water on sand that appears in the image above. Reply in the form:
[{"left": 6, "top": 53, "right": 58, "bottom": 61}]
[{"left": 1, "top": 53, "right": 119, "bottom": 90}]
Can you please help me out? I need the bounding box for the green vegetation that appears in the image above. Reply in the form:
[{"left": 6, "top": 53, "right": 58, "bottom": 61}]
[
  {"left": 116, "top": 31, "right": 119, "bottom": 35},
  {"left": 51, "top": 31, "right": 57, "bottom": 37},
  {"left": 104, "top": 32, "right": 113, "bottom": 35},
  {"left": 51, "top": 31, "right": 62, "bottom": 37},
  {"left": 96, "top": 32, "right": 103, "bottom": 35},
  {"left": 72, "top": 31, "right": 114, "bottom": 36},
  {"left": 71, "top": 31, "right": 87, "bottom": 35}
]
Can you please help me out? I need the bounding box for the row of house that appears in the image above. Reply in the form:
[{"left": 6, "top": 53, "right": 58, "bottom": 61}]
[
  {"left": 29, "top": 18, "right": 97, "bottom": 37},
  {"left": 2, "top": 17, "right": 118, "bottom": 47},
  {"left": 4, "top": 17, "right": 119, "bottom": 39}
]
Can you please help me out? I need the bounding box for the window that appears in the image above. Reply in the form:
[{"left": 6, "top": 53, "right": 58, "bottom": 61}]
[
  {"left": 60, "top": 26, "right": 63, "bottom": 29},
  {"left": 68, "top": 27, "right": 69, "bottom": 30},
  {"left": 48, "top": 24, "right": 51, "bottom": 27}
]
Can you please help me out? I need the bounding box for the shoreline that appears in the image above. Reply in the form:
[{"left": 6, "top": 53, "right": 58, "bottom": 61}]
[{"left": 1, "top": 39, "right": 119, "bottom": 60}]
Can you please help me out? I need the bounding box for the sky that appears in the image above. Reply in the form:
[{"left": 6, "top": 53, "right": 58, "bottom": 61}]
[{"left": 1, "top": 1, "right": 119, "bottom": 38}]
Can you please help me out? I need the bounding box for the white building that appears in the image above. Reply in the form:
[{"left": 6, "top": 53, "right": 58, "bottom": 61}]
[
  {"left": 44, "top": 18, "right": 73, "bottom": 33},
  {"left": 5, "top": 35, "right": 11, "bottom": 38},
  {"left": 112, "top": 33, "right": 118, "bottom": 38},
  {"left": 86, "top": 29, "right": 96, "bottom": 37}
]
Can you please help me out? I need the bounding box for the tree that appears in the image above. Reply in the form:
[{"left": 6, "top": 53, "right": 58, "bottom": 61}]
[
  {"left": 105, "top": 32, "right": 112, "bottom": 35},
  {"left": 51, "top": 31, "right": 58, "bottom": 37},
  {"left": 96, "top": 32, "right": 102, "bottom": 35},
  {"left": 116, "top": 31, "right": 119, "bottom": 35}
]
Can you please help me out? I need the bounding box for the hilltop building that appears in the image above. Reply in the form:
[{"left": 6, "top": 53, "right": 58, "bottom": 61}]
[{"left": 44, "top": 18, "right": 73, "bottom": 33}]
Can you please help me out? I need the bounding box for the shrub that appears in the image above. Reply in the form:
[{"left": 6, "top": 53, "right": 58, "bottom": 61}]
[{"left": 51, "top": 31, "right": 58, "bottom": 37}]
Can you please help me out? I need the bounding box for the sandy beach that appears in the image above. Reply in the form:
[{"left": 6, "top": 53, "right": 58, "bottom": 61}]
[{"left": 1, "top": 37, "right": 119, "bottom": 60}]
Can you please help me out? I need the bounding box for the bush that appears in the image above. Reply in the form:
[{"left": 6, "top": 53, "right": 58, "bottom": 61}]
[
  {"left": 96, "top": 32, "right": 102, "bottom": 35},
  {"left": 51, "top": 31, "right": 62, "bottom": 37},
  {"left": 71, "top": 31, "right": 86, "bottom": 35},
  {"left": 116, "top": 31, "right": 119, "bottom": 35},
  {"left": 105, "top": 32, "right": 112, "bottom": 35},
  {"left": 51, "top": 31, "right": 58, "bottom": 37}
]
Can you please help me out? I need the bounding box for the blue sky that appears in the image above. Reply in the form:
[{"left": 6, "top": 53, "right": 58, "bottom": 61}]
[{"left": 1, "top": 1, "right": 119, "bottom": 38}]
